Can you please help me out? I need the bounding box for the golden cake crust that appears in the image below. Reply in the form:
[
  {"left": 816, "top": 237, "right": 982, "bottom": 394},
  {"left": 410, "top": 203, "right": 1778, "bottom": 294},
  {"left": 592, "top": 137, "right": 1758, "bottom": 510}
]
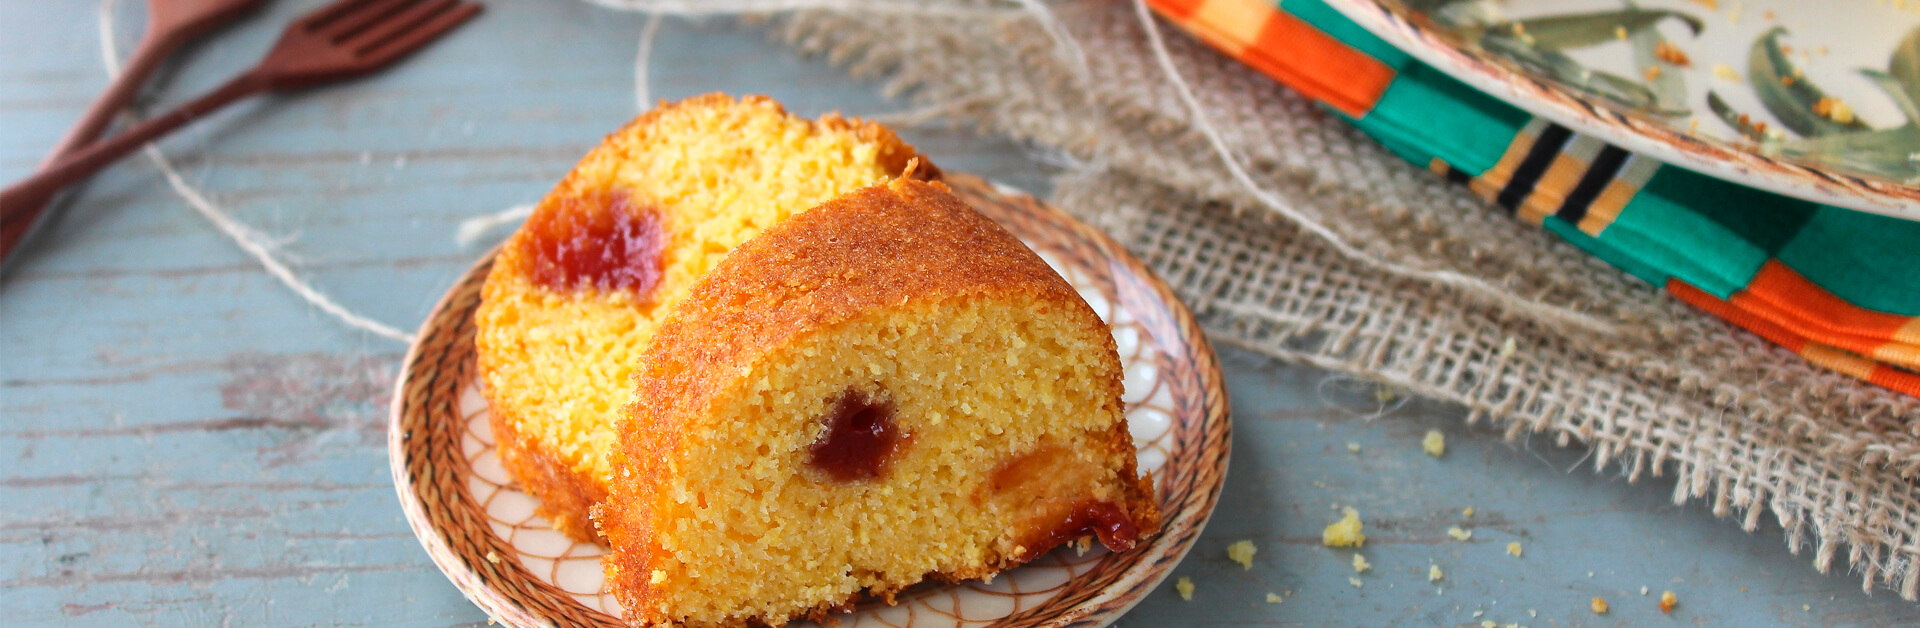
[
  {"left": 476, "top": 93, "right": 933, "bottom": 541},
  {"left": 598, "top": 178, "right": 1158, "bottom": 627}
]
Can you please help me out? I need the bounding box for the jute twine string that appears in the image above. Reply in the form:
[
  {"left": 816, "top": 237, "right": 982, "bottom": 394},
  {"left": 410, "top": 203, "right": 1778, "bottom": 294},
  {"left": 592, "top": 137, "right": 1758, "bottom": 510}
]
[{"left": 93, "top": 0, "right": 415, "bottom": 342}]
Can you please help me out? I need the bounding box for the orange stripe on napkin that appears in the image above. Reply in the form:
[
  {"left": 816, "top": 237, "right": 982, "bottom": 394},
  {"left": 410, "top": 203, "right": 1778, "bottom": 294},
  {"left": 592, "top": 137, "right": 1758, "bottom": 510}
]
[
  {"left": 1725, "top": 261, "right": 1920, "bottom": 369},
  {"left": 1731, "top": 292, "right": 1920, "bottom": 370},
  {"left": 1149, "top": 0, "right": 1394, "bottom": 118},
  {"left": 1468, "top": 121, "right": 1540, "bottom": 199},
  {"left": 1670, "top": 279, "right": 1920, "bottom": 396},
  {"left": 1745, "top": 260, "right": 1920, "bottom": 345},
  {"left": 1152, "top": 0, "right": 1206, "bottom": 18}
]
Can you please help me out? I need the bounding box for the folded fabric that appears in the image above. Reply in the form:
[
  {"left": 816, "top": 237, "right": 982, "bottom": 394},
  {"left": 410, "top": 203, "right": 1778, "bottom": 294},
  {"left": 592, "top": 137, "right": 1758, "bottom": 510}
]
[{"left": 1149, "top": 0, "right": 1920, "bottom": 396}]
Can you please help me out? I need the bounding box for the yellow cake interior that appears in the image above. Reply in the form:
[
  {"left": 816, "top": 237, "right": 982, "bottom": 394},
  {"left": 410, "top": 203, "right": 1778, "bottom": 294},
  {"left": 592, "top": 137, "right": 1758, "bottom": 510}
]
[
  {"left": 620, "top": 297, "right": 1137, "bottom": 626},
  {"left": 475, "top": 96, "right": 915, "bottom": 512}
]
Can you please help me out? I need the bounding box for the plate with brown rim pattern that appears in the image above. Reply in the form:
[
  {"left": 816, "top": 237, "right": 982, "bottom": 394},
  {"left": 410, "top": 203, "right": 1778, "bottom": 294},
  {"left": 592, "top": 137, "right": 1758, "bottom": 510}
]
[
  {"left": 1325, "top": 0, "right": 1920, "bottom": 219},
  {"left": 388, "top": 173, "right": 1231, "bottom": 627}
]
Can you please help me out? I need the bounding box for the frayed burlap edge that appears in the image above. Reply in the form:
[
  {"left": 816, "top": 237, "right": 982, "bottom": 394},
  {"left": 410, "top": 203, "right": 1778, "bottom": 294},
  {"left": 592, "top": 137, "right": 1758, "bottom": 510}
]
[{"left": 762, "top": 0, "right": 1920, "bottom": 598}]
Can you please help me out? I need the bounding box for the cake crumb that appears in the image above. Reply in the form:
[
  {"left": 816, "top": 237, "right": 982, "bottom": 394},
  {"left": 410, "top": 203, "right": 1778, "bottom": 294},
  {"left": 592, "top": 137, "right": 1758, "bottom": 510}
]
[
  {"left": 1266, "top": 592, "right": 1284, "bottom": 604},
  {"left": 1813, "top": 97, "right": 1856, "bottom": 124},
  {"left": 1587, "top": 571, "right": 1594, "bottom": 578},
  {"left": 1655, "top": 41, "right": 1691, "bottom": 66},
  {"left": 1644, "top": 65, "right": 1663, "bottom": 81},
  {"left": 1592, "top": 597, "right": 1609, "bottom": 614},
  {"left": 1227, "top": 540, "right": 1257, "bottom": 570},
  {"left": 1324, "top": 508, "right": 1366, "bottom": 547},
  {"left": 1175, "top": 577, "right": 1194, "bottom": 601},
  {"left": 1480, "top": 621, "right": 1495, "bottom": 628},
  {"left": 1803, "top": 604, "right": 1811, "bottom": 611},
  {"left": 485, "top": 551, "right": 501, "bottom": 564},
  {"left": 1507, "top": 542, "right": 1523, "bottom": 557},
  {"left": 1448, "top": 527, "right": 1473, "bottom": 541},
  {"left": 1423, "top": 430, "right": 1446, "bottom": 457},
  {"left": 1713, "top": 63, "right": 1742, "bottom": 82},
  {"left": 1353, "top": 554, "right": 1372, "bottom": 573},
  {"left": 1429, "top": 564, "right": 1444, "bottom": 582},
  {"left": 1641, "top": 586, "right": 1649, "bottom": 595},
  {"left": 1660, "top": 590, "right": 1678, "bottom": 613},
  {"left": 1347, "top": 441, "right": 1362, "bottom": 453},
  {"left": 1463, "top": 507, "right": 1475, "bottom": 518},
  {"left": 1350, "top": 577, "right": 1364, "bottom": 588},
  {"left": 1614, "top": 26, "right": 1627, "bottom": 39},
  {"left": 1529, "top": 609, "right": 1537, "bottom": 618}
]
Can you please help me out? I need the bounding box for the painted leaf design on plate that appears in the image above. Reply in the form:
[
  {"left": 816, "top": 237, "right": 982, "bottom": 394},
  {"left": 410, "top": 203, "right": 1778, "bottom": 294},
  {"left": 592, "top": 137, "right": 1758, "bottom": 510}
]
[
  {"left": 1774, "top": 126, "right": 1920, "bottom": 181},
  {"left": 1748, "top": 27, "right": 1869, "bottom": 137},
  {"left": 1482, "top": 34, "right": 1658, "bottom": 109},
  {"left": 1629, "top": 20, "right": 1689, "bottom": 114},
  {"left": 1400, "top": 0, "right": 1475, "bottom": 14},
  {"left": 1403, "top": 0, "right": 1917, "bottom": 185},
  {"left": 1706, "top": 91, "right": 1765, "bottom": 141},
  {"left": 1494, "top": 10, "right": 1702, "bottom": 52},
  {"left": 1858, "top": 69, "right": 1920, "bottom": 126},
  {"left": 1888, "top": 26, "right": 1920, "bottom": 109}
]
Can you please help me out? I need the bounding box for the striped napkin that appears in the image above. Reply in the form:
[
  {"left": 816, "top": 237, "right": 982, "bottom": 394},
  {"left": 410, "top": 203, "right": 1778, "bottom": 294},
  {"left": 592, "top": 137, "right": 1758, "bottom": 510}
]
[{"left": 1149, "top": 0, "right": 1920, "bottom": 395}]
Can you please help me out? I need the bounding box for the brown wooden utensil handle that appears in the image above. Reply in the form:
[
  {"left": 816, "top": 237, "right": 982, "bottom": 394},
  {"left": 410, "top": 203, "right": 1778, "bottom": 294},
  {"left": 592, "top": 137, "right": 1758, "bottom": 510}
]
[
  {"left": 0, "top": 0, "right": 267, "bottom": 266},
  {"left": 1, "top": 0, "right": 481, "bottom": 256},
  {"left": 48, "top": 38, "right": 177, "bottom": 167},
  {"left": 1, "top": 35, "right": 181, "bottom": 263},
  {"left": 0, "top": 72, "right": 267, "bottom": 223}
]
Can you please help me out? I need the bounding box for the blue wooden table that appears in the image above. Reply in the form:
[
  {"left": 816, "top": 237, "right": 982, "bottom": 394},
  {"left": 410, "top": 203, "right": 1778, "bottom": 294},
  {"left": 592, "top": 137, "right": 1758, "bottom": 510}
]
[{"left": 4, "top": 1, "right": 1916, "bottom": 626}]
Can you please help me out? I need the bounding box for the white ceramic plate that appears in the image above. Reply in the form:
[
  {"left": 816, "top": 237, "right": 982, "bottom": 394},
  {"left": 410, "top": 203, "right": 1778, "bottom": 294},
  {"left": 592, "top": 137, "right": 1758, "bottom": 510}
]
[{"left": 1325, "top": 0, "right": 1920, "bottom": 219}]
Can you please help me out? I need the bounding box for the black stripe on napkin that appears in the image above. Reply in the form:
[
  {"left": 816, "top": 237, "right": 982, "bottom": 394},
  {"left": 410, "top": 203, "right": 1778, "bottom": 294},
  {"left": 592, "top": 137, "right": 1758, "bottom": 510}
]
[
  {"left": 1496, "top": 124, "right": 1572, "bottom": 212},
  {"left": 1555, "top": 145, "right": 1630, "bottom": 224}
]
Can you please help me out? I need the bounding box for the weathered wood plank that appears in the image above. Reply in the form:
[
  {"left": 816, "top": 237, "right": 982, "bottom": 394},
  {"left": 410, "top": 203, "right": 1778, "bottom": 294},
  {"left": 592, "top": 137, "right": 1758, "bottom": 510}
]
[{"left": 4, "top": 0, "right": 1917, "bottom": 626}]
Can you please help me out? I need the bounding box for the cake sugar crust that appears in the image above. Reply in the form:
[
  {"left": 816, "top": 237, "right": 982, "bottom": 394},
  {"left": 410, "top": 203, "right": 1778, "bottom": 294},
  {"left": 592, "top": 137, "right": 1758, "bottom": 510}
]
[{"left": 598, "top": 178, "right": 1158, "bottom": 627}]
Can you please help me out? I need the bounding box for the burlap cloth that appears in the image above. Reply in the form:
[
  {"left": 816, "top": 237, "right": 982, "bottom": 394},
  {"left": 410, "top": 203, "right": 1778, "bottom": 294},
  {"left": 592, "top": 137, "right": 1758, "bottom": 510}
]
[{"left": 759, "top": 0, "right": 1920, "bottom": 599}]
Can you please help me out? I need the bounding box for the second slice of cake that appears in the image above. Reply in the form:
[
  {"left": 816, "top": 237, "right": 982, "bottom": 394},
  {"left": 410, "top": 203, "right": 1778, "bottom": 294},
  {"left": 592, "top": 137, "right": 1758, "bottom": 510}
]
[{"left": 596, "top": 177, "right": 1159, "bottom": 628}]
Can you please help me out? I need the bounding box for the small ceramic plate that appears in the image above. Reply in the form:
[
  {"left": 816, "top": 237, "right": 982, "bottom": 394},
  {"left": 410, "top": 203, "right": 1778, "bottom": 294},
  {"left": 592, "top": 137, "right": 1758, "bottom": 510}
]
[
  {"left": 388, "top": 174, "right": 1231, "bottom": 628},
  {"left": 1324, "top": 0, "right": 1920, "bottom": 219}
]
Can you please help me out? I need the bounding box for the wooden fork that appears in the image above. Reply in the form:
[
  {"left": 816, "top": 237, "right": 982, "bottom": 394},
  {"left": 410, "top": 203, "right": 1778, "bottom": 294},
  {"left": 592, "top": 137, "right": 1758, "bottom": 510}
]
[{"left": 0, "top": 0, "right": 483, "bottom": 222}]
